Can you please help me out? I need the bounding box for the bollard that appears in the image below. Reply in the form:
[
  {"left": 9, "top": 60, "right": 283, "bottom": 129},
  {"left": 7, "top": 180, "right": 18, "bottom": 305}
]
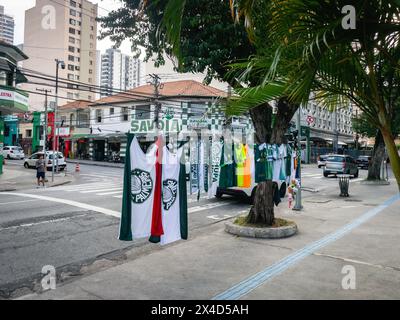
[{"left": 338, "top": 174, "right": 350, "bottom": 197}]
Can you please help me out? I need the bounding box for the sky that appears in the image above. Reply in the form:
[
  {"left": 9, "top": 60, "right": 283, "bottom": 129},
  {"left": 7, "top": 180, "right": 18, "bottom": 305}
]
[{"left": 0, "top": 0, "right": 227, "bottom": 90}]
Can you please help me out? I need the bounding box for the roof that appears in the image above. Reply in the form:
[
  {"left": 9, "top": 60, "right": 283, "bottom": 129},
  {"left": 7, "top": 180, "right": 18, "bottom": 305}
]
[
  {"left": 91, "top": 80, "right": 227, "bottom": 106},
  {"left": 0, "top": 41, "right": 28, "bottom": 63},
  {"left": 58, "top": 100, "right": 92, "bottom": 110}
]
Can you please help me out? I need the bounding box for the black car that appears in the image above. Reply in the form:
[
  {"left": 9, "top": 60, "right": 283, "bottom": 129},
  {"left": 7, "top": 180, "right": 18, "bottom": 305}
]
[{"left": 356, "top": 156, "right": 371, "bottom": 169}]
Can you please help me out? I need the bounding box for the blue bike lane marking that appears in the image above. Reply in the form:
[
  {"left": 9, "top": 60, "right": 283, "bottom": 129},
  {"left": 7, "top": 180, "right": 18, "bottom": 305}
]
[{"left": 213, "top": 193, "right": 400, "bottom": 300}]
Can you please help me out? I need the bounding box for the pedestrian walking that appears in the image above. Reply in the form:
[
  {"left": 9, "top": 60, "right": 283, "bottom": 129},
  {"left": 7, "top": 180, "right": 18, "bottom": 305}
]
[{"left": 36, "top": 154, "right": 46, "bottom": 188}]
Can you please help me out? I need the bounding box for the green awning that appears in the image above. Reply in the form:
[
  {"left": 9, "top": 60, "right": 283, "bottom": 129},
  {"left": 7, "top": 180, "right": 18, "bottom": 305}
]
[{"left": 16, "top": 69, "right": 28, "bottom": 84}]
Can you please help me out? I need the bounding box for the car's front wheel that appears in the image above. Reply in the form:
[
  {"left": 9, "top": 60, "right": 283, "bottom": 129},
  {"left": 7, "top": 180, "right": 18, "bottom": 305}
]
[{"left": 323, "top": 171, "right": 329, "bottom": 177}]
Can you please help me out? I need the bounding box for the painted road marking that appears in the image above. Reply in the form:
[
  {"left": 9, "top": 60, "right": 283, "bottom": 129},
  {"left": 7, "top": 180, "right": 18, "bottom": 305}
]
[
  {"left": 0, "top": 214, "right": 87, "bottom": 231},
  {"left": 189, "top": 202, "right": 231, "bottom": 213},
  {"left": 96, "top": 190, "right": 123, "bottom": 196},
  {"left": 212, "top": 193, "right": 400, "bottom": 300},
  {"left": 113, "top": 195, "right": 122, "bottom": 199},
  {"left": 0, "top": 199, "right": 40, "bottom": 205},
  {"left": 0, "top": 193, "right": 120, "bottom": 218},
  {"left": 80, "top": 187, "right": 123, "bottom": 194},
  {"left": 207, "top": 214, "right": 232, "bottom": 220}
]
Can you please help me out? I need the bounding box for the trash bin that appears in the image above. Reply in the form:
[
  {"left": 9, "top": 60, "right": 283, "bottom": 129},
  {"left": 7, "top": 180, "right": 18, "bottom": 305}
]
[{"left": 338, "top": 174, "right": 350, "bottom": 197}]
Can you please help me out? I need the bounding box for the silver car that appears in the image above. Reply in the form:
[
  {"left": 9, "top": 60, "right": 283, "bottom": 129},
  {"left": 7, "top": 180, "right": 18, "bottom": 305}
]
[
  {"left": 323, "top": 155, "right": 359, "bottom": 178},
  {"left": 1, "top": 146, "right": 25, "bottom": 159}
]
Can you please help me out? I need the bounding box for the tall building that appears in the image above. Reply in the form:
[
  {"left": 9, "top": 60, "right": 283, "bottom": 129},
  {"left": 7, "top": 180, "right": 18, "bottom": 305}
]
[
  {"left": 0, "top": 6, "right": 14, "bottom": 45},
  {"left": 22, "top": 0, "right": 98, "bottom": 111},
  {"left": 100, "top": 48, "right": 145, "bottom": 97}
]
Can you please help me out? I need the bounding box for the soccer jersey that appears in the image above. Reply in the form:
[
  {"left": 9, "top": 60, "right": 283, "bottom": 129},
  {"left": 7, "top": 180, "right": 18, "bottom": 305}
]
[
  {"left": 160, "top": 146, "right": 188, "bottom": 245},
  {"left": 119, "top": 135, "right": 158, "bottom": 240}
]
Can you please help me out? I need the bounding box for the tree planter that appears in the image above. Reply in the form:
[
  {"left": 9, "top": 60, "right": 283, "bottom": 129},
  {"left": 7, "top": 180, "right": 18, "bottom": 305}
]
[{"left": 225, "top": 217, "right": 297, "bottom": 239}]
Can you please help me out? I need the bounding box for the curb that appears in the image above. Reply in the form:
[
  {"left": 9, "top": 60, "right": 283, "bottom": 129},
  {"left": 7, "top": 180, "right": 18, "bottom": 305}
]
[
  {"left": 66, "top": 160, "right": 124, "bottom": 169},
  {"left": 225, "top": 219, "right": 298, "bottom": 239}
]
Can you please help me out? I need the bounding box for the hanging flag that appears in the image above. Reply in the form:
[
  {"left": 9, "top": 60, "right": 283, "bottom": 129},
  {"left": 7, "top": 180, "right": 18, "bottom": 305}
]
[
  {"left": 208, "top": 139, "right": 222, "bottom": 198},
  {"left": 189, "top": 139, "right": 199, "bottom": 194},
  {"left": 119, "top": 134, "right": 158, "bottom": 240},
  {"left": 160, "top": 146, "right": 188, "bottom": 245},
  {"left": 149, "top": 136, "right": 164, "bottom": 243}
]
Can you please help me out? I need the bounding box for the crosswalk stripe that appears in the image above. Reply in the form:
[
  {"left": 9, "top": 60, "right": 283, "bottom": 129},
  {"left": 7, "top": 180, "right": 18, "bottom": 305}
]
[
  {"left": 81, "top": 187, "right": 123, "bottom": 194},
  {"left": 96, "top": 190, "right": 123, "bottom": 196},
  {"left": 113, "top": 195, "right": 122, "bottom": 199}
]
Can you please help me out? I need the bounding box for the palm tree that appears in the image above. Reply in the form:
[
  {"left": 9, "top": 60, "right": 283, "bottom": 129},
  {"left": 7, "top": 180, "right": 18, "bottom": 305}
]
[{"left": 228, "top": 0, "right": 400, "bottom": 190}]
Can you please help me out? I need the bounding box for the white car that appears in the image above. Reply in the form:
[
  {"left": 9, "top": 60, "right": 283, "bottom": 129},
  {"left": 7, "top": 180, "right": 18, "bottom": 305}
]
[
  {"left": 24, "top": 151, "right": 67, "bottom": 171},
  {"left": 1, "top": 146, "right": 25, "bottom": 160}
]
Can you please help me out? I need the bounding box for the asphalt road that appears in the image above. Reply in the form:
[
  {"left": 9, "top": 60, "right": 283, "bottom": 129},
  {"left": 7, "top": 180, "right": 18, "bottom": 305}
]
[{"left": 0, "top": 162, "right": 368, "bottom": 298}]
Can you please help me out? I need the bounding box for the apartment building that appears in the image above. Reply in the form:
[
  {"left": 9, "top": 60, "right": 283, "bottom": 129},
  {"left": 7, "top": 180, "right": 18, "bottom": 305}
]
[
  {"left": 22, "top": 0, "right": 98, "bottom": 111},
  {"left": 0, "top": 6, "right": 14, "bottom": 45},
  {"left": 100, "top": 48, "right": 145, "bottom": 97}
]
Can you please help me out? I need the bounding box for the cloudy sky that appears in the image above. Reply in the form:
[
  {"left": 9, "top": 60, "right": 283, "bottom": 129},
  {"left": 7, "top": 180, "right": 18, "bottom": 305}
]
[
  {"left": 0, "top": 0, "right": 133, "bottom": 54},
  {"left": 0, "top": 0, "right": 227, "bottom": 89}
]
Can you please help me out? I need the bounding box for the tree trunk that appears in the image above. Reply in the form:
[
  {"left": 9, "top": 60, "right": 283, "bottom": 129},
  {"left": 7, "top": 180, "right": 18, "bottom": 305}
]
[
  {"left": 246, "top": 99, "right": 299, "bottom": 225},
  {"left": 380, "top": 126, "right": 400, "bottom": 191},
  {"left": 367, "top": 130, "right": 385, "bottom": 180}
]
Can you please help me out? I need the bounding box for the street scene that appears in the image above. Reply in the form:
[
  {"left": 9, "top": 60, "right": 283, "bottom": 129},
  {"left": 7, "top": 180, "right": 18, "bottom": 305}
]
[{"left": 0, "top": 0, "right": 400, "bottom": 306}]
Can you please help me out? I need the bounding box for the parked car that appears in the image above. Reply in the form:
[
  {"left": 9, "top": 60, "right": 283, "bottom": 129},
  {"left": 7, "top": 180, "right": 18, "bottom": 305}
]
[
  {"left": 216, "top": 180, "right": 287, "bottom": 205},
  {"left": 1, "top": 146, "right": 25, "bottom": 160},
  {"left": 24, "top": 151, "right": 67, "bottom": 171},
  {"left": 356, "top": 155, "right": 371, "bottom": 169},
  {"left": 323, "top": 155, "right": 359, "bottom": 178},
  {"left": 317, "top": 154, "right": 329, "bottom": 168}
]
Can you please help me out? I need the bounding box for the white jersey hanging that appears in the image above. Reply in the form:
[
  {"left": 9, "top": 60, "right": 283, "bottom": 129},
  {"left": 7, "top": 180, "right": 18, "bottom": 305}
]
[
  {"left": 161, "top": 146, "right": 188, "bottom": 245},
  {"left": 119, "top": 135, "right": 157, "bottom": 240}
]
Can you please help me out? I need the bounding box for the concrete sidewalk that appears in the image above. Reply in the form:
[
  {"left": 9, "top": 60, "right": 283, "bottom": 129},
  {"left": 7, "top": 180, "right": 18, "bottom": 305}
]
[
  {"left": 66, "top": 158, "right": 124, "bottom": 169},
  {"left": 0, "top": 166, "right": 74, "bottom": 191},
  {"left": 20, "top": 178, "right": 400, "bottom": 300}
]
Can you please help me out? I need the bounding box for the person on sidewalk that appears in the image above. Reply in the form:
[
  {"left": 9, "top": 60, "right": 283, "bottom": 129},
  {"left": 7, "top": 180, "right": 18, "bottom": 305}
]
[{"left": 36, "top": 154, "right": 46, "bottom": 188}]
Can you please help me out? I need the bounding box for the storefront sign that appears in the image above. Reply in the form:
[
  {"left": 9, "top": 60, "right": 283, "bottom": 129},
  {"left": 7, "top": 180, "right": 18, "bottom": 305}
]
[
  {"left": 187, "top": 117, "right": 209, "bottom": 129},
  {"left": 0, "top": 87, "right": 29, "bottom": 112},
  {"left": 131, "top": 118, "right": 182, "bottom": 133},
  {"left": 56, "top": 127, "right": 70, "bottom": 136}
]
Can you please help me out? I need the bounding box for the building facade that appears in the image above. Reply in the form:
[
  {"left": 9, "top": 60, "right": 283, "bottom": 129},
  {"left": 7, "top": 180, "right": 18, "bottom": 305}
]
[
  {"left": 0, "top": 42, "right": 29, "bottom": 174},
  {"left": 21, "top": 0, "right": 98, "bottom": 111},
  {"left": 59, "top": 80, "right": 252, "bottom": 163},
  {"left": 100, "top": 48, "right": 145, "bottom": 97},
  {"left": 0, "top": 6, "right": 14, "bottom": 45}
]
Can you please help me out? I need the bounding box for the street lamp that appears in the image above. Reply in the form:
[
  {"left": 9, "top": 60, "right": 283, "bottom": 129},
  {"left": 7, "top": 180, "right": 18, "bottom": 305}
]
[{"left": 52, "top": 59, "right": 65, "bottom": 182}]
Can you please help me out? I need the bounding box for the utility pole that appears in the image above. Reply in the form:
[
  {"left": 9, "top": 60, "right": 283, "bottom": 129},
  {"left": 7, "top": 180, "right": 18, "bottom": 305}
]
[
  {"left": 293, "top": 106, "right": 303, "bottom": 211},
  {"left": 149, "top": 74, "right": 162, "bottom": 136},
  {"left": 36, "top": 89, "right": 51, "bottom": 155}
]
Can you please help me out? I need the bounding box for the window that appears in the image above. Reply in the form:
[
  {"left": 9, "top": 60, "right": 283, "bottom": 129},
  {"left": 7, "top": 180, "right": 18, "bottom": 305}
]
[
  {"left": 68, "top": 55, "right": 74, "bottom": 62},
  {"left": 75, "top": 75, "right": 80, "bottom": 80},
  {"left": 89, "top": 51, "right": 93, "bottom": 57},
  {"left": 77, "top": 30, "right": 81, "bottom": 35},
  {"left": 69, "top": 36, "right": 75, "bottom": 44},
  {"left": 75, "top": 66, "right": 80, "bottom": 71},
  {"left": 88, "top": 78, "right": 92, "bottom": 83},
  {"left": 70, "top": 0, "right": 76, "bottom": 7},
  {"left": 77, "top": 48, "right": 80, "bottom": 53},
  {"left": 69, "top": 18, "right": 76, "bottom": 25},
  {"left": 89, "top": 69, "right": 93, "bottom": 74},
  {"left": 135, "top": 105, "right": 150, "bottom": 120},
  {"left": 26, "top": 129, "right": 32, "bottom": 138},
  {"left": 68, "top": 74, "right": 74, "bottom": 80},
  {"left": 68, "top": 46, "right": 75, "bottom": 53},
  {"left": 96, "top": 109, "right": 102, "bottom": 123},
  {"left": 89, "top": 60, "right": 93, "bottom": 66},
  {"left": 121, "top": 107, "right": 129, "bottom": 121},
  {"left": 110, "top": 108, "right": 114, "bottom": 115},
  {"left": 69, "top": 27, "right": 75, "bottom": 34},
  {"left": 70, "top": 9, "right": 76, "bottom": 16},
  {"left": 68, "top": 64, "right": 74, "bottom": 71},
  {"left": 90, "top": 34, "right": 94, "bottom": 40}
]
